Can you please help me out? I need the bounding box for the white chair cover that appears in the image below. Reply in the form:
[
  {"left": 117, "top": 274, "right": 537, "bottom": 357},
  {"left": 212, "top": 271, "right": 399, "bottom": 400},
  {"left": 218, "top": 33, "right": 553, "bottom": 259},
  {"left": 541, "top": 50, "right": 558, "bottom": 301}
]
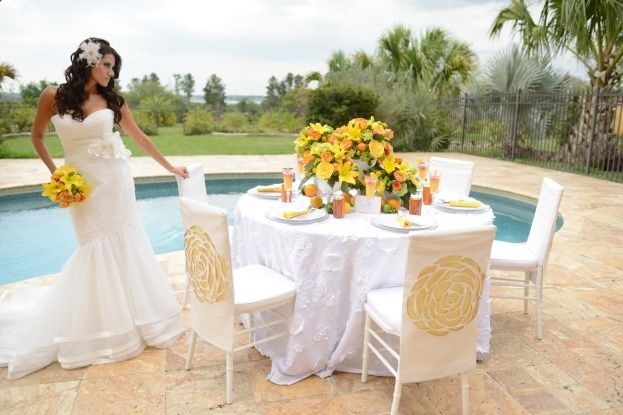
[
  {"left": 176, "top": 162, "right": 208, "bottom": 203},
  {"left": 428, "top": 157, "right": 475, "bottom": 197},
  {"left": 179, "top": 196, "right": 235, "bottom": 351},
  {"left": 399, "top": 225, "right": 496, "bottom": 382}
]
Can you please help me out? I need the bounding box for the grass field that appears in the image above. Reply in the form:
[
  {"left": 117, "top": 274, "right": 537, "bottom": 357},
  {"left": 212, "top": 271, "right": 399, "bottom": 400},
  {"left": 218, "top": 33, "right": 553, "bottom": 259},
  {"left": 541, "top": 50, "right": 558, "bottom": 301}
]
[{"left": 0, "top": 127, "right": 297, "bottom": 158}]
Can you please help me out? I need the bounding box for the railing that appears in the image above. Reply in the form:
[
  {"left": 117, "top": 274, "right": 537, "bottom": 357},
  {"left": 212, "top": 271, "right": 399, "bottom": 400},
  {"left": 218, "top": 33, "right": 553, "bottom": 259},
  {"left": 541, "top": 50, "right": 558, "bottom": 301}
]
[{"left": 441, "top": 89, "right": 623, "bottom": 182}]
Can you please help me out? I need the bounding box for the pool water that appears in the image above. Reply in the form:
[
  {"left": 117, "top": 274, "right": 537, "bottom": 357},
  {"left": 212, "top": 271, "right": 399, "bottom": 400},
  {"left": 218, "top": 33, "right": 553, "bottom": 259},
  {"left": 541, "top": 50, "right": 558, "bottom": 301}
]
[{"left": 0, "top": 180, "right": 561, "bottom": 285}]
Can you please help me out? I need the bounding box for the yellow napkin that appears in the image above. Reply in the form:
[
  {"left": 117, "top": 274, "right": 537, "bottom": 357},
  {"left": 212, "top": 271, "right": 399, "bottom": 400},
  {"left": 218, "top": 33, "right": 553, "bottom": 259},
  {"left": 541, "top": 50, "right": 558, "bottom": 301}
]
[
  {"left": 449, "top": 199, "right": 481, "bottom": 208},
  {"left": 282, "top": 209, "right": 310, "bottom": 219},
  {"left": 397, "top": 214, "right": 413, "bottom": 228},
  {"left": 256, "top": 185, "right": 282, "bottom": 193}
]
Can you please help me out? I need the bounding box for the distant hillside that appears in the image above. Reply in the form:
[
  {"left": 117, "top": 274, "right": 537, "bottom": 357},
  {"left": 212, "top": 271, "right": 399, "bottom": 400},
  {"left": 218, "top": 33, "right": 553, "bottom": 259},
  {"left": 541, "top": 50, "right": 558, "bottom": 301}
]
[
  {"left": 0, "top": 92, "right": 21, "bottom": 101},
  {"left": 190, "top": 95, "right": 264, "bottom": 105}
]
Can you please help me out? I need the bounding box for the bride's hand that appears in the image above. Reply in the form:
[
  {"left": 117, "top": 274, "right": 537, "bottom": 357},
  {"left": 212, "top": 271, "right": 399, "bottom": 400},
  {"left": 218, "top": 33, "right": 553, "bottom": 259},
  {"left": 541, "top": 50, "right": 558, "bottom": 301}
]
[{"left": 171, "top": 166, "right": 189, "bottom": 179}]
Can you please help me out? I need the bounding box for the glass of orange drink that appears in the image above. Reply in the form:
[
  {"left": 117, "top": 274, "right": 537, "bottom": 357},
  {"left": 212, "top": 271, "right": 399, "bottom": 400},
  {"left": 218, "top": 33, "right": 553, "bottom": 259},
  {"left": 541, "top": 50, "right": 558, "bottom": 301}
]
[
  {"left": 282, "top": 167, "right": 294, "bottom": 191},
  {"left": 364, "top": 173, "right": 377, "bottom": 199}
]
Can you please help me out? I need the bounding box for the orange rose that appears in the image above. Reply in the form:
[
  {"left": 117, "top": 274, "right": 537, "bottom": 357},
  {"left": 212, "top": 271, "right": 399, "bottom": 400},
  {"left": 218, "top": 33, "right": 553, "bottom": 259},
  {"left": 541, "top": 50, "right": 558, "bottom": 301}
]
[
  {"left": 355, "top": 118, "right": 368, "bottom": 129},
  {"left": 320, "top": 151, "right": 333, "bottom": 162},
  {"left": 309, "top": 128, "right": 321, "bottom": 140},
  {"left": 333, "top": 163, "right": 340, "bottom": 172},
  {"left": 341, "top": 138, "right": 353, "bottom": 150},
  {"left": 392, "top": 180, "right": 403, "bottom": 191},
  {"left": 372, "top": 123, "right": 385, "bottom": 135},
  {"left": 385, "top": 129, "right": 394, "bottom": 140},
  {"left": 385, "top": 143, "right": 393, "bottom": 155},
  {"left": 393, "top": 170, "right": 407, "bottom": 182},
  {"left": 327, "top": 136, "right": 335, "bottom": 144},
  {"left": 357, "top": 142, "right": 367, "bottom": 152}
]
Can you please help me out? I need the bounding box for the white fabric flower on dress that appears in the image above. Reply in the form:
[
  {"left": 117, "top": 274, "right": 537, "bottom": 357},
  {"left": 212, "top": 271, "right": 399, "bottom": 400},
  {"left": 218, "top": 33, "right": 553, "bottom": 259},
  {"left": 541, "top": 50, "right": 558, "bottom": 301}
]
[
  {"left": 78, "top": 40, "right": 102, "bottom": 66},
  {"left": 88, "top": 131, "right": 132, "bottom": 159}
]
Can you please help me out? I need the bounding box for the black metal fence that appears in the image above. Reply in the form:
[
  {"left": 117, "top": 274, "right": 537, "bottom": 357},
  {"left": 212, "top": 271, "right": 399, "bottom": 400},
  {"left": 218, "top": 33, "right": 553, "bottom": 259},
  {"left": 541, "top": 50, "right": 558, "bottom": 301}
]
[{"left": 441, "top": 88, "right": 623, "bottom": 182}]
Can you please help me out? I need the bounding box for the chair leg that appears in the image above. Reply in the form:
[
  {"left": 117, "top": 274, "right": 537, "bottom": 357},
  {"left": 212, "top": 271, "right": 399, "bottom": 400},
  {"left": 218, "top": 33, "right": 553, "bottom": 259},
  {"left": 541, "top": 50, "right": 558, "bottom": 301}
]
[
  {"left": 523, "top": 271, "right": 530, "bottom": 314},
  {"left": 461, "top": 374, "right": 469, "bottom": 415},
  {"left": 226, "top": 351, "right": 233, "bottom": 404},
  {"left": 182, "top": 275, "right": 191, "bottom": 310},
  {"left": 535, "top": 267, "right": 544, "bottom": 340},
  {"left": 185, "top": 330, "right": 197, "bottom": 370},
  {"left": 361, "top": 312, "right": 371, "bottom": 383},
  {"left": 390, "top": 376, "right": 402, "bottom": 415}
]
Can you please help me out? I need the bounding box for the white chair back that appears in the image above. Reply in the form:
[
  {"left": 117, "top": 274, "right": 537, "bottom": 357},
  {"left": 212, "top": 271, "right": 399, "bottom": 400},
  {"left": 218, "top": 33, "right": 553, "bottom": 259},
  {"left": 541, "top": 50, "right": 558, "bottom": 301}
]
[
  {"left": 399, "top": 225, "right": 496, "bottom": 382},
  {"left": 526, "top": 177, "right": 564, "bottom": 267},
  {"left": 176, "top": 163, "right": 208, "bottom": 203},
  {"left": 428, "top": 157, "right": 475, "bottom": 197},
  {"left": 179, "top": 196, "right": 235, "bottom": 350}
]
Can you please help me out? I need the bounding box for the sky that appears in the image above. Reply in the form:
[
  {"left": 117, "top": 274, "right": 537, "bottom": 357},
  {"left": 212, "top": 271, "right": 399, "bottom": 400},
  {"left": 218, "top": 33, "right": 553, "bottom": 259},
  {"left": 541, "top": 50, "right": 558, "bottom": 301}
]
[{"left": 0, "top": 0, "right": 587, "bottom": 96}]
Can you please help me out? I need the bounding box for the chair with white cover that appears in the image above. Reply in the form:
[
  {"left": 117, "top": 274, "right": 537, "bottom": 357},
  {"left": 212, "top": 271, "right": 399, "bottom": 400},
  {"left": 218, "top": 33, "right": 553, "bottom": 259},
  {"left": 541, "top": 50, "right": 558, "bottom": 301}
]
[
  {"left": 489, "top": 177, "right": 564, "bottom": 339},
  {"left": 428, "top": 156, "right": 476, "bottom": 197},
  {"left": 362, "top": 225, "right": 496, "bottom": 415},
  {"left": 176, "top": 162, "right": 208, "bottom": 309},
  {"left": 179, "top": 196, "right": 296, "bottom": 404},
  {"left": 176, "top": 162, "right": 208, "bottom": 203}
]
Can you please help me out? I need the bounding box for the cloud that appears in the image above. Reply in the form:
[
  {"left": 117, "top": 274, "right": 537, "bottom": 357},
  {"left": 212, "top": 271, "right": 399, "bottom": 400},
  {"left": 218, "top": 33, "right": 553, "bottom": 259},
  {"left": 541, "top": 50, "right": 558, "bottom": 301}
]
[{"left": 0, "top": 0, "right": 585, "bottom": 95}]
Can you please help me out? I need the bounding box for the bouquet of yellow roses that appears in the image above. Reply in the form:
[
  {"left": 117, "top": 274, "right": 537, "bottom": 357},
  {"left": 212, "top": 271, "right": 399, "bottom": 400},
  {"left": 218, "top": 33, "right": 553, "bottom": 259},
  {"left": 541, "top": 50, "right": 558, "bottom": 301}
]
[{"left": 41, "top": 165, "right": 91, "bottom": 208}]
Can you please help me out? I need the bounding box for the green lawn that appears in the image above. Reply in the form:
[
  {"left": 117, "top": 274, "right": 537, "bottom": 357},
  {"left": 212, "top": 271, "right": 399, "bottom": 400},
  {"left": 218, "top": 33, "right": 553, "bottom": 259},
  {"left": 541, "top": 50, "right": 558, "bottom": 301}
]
[{"left": 0, "top": 132, "right": 297, "bottom": 158}]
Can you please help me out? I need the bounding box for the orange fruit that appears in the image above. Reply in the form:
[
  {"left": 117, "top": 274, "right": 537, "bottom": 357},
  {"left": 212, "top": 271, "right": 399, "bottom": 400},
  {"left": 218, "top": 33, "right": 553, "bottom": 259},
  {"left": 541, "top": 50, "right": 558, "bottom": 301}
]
[
  {"left": 310, "top": 195, "right": 323, "bottom": 209},
  {"left": 304, "top": 183, "right": 318, "bottom": 197},
  {"left": 388, "top": 198, "right": 401, "bottom": 210}
]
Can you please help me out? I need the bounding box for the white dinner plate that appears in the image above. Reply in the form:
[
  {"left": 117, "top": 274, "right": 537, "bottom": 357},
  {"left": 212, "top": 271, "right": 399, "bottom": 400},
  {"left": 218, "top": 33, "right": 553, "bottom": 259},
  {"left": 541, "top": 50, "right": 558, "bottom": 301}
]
[
  {"left": 266, "top": 207, "right": 328, "bottom": 224},
  {"left": 434, "top": 200, "right": 490, "bottom": 213},
  {"left": 247, "top": 184, "right": 282, "bottom": 199},
  {"left": 371, "top": 214, "right": 438, "bottom": 233}
]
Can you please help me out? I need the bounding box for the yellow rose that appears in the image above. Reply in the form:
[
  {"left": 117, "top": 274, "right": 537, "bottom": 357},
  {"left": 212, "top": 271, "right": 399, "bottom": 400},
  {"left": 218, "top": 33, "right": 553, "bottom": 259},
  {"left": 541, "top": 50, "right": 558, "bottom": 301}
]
[
  {"left": 369, "top": 140, "right": 385, "bottom": 159},
  {"left": 315, "top": 160, "right": 334, "bottom": 180}
]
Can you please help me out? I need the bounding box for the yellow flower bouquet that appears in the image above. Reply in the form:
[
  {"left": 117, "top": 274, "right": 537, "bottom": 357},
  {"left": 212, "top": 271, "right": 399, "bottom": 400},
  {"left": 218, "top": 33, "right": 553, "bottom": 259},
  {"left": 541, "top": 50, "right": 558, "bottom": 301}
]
[{"left": 41, "top": 165, "right": 91, "bottom": 208}]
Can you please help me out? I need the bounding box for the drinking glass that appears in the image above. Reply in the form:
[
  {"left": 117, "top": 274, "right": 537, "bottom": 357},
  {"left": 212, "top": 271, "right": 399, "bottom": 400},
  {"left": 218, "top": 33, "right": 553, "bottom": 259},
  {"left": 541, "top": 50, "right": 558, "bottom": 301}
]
[
  {"left": 417, "top": 160, "right": 429, "bottom": 181},
  {"left": 282, "top": 168, "right": 294, "bottom": 191},
  {"left": 430, "top": 170, "right": 441, "bottom": 195},
  {"left": 364, "top": 175, "right": 377, "bottom": 199}
]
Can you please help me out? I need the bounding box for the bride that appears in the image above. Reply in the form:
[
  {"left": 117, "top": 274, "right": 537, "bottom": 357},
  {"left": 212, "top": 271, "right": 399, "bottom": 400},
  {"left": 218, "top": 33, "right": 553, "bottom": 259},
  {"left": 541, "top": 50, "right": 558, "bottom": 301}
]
[{"left": 0, "top": 37, "right": 188, "bottom": 379}]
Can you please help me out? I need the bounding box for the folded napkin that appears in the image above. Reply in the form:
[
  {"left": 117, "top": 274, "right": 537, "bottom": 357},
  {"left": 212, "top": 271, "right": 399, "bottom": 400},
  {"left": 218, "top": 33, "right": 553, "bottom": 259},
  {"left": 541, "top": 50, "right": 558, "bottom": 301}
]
[
  {"left": 449, "top": 199, "right": 481, "bottom": 208},
  {"left": 282, "top": 208, "right": 310, "bottom": 219},
  {"left": 397, "top": 214, "right": 413, "bottom": 228},
  {"left": 257, "top": 185, "right": 282, "bottom": 193}
]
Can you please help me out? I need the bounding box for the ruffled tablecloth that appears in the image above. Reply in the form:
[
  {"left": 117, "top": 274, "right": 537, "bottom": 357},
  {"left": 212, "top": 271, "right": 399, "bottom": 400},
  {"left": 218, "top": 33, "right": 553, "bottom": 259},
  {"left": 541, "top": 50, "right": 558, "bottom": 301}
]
[{"left": 233, "top": 194, "right": 495, "bottom": 385}]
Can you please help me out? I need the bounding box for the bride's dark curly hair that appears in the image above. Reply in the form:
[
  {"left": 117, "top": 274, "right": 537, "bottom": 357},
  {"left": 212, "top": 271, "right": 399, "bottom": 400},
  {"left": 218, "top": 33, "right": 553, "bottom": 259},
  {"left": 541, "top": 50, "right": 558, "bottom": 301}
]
[{"left": 55, "top": 37, "right": 125, "bottom": 123}]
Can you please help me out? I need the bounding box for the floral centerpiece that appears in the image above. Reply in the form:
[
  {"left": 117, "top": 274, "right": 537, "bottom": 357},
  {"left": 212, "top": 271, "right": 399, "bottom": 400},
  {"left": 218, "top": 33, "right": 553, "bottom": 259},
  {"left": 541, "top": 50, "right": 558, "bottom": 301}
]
[
  {"left": 294, "top": 117, "right": 420, "bottom": 209},
  {"left": 42, "top": 165, "right": 91, "bottom": 208},
  {"left": 295, "top": 123, "right": 360, "bottom": 195}
]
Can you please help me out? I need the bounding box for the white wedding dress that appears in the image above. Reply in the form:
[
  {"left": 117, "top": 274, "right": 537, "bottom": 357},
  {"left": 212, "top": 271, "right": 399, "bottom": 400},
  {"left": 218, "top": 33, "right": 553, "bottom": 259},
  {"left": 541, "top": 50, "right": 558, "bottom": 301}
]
[{"left": 0, "top": 108, "right": 183, "bottom": 379}]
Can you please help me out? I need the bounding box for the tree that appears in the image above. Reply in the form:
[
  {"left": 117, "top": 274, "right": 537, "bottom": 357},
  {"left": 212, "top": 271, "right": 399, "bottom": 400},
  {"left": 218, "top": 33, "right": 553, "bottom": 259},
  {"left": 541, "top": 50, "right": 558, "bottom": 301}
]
[
  {"left": 490, "top": 0, "right": 623, "bottom": 168},
  {"left": 20, "top": 80, "right": 58, "bottom": 106},
  {"left": 203, "top": 74, "right": 226, "bottom": 118},
  {"left": 377, "top": 25, "right": 477, "bottom": 96},
  {"left": 263, "top": 76, "right": 281, "bottom": 110},
  {"left": 0, "top": 62, "right": 17, "bottom": 94},
  {"left": 174, "top": 73, "right": 195, "bottom": 100}
]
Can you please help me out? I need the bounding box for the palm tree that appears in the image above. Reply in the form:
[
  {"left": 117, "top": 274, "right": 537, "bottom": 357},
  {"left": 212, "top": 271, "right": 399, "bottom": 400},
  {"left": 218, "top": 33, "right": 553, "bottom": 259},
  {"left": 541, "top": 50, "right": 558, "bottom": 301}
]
[
  {"left": 489, "top": 0, "right": 623, "bottom": 168},
  {"left": 482, "top": 44, "right": 571, "bottom": 156},
  {"left": 377, "top": 26, "right": 477, "bottom": 96},
  {"left": 0, "top": 62, "right": 18, "bottom": 93}
]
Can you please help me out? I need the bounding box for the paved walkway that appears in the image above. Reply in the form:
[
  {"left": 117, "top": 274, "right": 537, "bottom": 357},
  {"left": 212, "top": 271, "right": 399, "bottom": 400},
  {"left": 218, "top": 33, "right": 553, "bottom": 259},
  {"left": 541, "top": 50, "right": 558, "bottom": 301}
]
[{"left": 1, "top": 153, "right": 622, "bottom": 414}]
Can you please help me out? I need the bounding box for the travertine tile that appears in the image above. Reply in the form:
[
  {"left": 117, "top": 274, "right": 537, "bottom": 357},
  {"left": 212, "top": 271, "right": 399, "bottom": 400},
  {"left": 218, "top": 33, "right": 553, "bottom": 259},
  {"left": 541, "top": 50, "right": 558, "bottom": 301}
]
[
  {"left": 0, "top": 362, "right": 84, "bottom": 387},
  {"left": 72, "top": 373, "right": 165, "bottom": 414},
  {"left": 84, "top": 347, "right": 165, "bottom": 379},
  {"left": 0, "top": 381, "right": 79, "bottom": 415}
]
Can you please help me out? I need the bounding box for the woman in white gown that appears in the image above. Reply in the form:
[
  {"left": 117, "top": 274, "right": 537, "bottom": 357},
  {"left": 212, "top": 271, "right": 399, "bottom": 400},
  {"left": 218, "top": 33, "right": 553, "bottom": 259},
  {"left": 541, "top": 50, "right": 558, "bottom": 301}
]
[{"left": 0, "top": 38, "right": 188, "bottom": 379}]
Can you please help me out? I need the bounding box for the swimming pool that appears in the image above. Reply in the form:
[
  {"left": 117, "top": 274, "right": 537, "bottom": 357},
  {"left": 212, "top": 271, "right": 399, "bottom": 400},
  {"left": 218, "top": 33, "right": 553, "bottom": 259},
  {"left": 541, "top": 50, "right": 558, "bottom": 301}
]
[{"left": 0, "top": 178, "right": 562, "bottom": 285}]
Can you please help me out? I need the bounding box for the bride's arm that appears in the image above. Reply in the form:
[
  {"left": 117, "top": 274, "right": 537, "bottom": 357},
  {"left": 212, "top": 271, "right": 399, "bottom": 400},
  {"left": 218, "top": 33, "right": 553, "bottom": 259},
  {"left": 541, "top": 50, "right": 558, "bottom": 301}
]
[
  {"left": 31, "top": 86, "right": 58, "bottom": 174},
  {"left": 118, "top": 104, "right": 189, "bottom": 179}
]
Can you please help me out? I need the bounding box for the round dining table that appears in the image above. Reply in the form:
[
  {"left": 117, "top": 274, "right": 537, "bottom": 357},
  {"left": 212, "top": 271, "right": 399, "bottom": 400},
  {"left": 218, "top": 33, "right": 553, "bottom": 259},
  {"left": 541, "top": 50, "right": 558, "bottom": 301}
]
[{"left": 232, "top": 190, "right": 495, "bottom": 385}]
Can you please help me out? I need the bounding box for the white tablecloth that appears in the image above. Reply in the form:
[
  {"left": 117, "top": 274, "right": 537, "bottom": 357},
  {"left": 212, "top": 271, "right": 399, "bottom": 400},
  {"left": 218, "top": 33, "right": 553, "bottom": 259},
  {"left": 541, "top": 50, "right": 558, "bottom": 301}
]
[{"left": 232, "top": 193, "right": 495, "bottom": 385}]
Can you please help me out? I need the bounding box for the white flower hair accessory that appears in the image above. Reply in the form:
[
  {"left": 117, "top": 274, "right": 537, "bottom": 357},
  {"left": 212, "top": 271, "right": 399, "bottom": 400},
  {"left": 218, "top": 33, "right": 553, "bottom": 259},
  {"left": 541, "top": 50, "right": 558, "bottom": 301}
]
[{"left": 78, "top": 40, "right": 102, "bottom": 66}]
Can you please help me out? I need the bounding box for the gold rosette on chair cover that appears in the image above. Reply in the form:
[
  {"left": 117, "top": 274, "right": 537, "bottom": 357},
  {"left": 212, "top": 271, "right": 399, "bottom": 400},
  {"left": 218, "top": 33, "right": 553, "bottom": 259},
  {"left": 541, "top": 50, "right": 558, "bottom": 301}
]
[
  {"left": 184, "top": 224, "right": 229, "bottom": 303},
  {"left": 406, "top": 255, "right": 484, "bottom": 336}
]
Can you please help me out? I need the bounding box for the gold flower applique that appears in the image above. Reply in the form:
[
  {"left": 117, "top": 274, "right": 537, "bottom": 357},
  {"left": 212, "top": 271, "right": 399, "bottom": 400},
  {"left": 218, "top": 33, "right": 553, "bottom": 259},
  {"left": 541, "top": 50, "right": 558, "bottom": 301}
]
[
  {"left": 406, "top": 255, "right": 484, "bottom": 336},
  {"left": 184, "top": 224, "right": 230, "bottom": 304}
]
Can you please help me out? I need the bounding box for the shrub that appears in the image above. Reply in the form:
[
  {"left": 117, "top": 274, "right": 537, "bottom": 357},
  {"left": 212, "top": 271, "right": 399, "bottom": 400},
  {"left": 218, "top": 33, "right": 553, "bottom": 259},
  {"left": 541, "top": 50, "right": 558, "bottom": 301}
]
[
  {"left": 218, "top": 111, "right": 250, "bottom": 133},
  {"left": 258, "top": 111, "right": 304, "bottom": 133},
  {"left": 305, "top": 84, "right": 379, "bottom": 126},
  {"left": 184, "top": 109, "right": 215, "bottom": 135}
]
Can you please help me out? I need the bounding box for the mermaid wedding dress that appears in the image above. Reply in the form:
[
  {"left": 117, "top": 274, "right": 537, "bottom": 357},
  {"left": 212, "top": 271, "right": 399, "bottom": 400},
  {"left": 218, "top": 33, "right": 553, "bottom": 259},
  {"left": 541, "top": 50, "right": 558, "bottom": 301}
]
[{"left": 0, "top": 109, "right": 183, "bottom": 379}]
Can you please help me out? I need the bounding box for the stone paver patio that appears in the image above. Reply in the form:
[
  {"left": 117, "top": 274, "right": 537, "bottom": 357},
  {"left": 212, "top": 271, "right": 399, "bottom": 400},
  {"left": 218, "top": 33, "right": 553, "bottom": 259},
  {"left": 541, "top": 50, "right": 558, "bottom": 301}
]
[{"left": 1, "top": 153, "right": 622, "bottom": 414}]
